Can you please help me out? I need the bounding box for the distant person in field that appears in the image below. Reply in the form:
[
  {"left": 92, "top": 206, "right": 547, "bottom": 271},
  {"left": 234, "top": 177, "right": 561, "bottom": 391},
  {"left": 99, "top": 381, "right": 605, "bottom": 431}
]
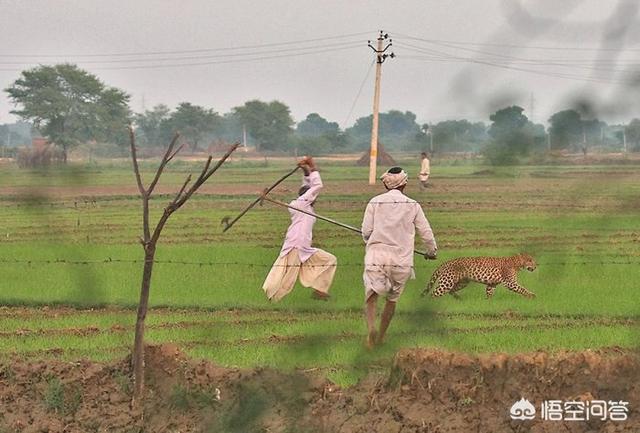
[
  {"left": 361, "top": 167, "right": 437, "bottom": 348},
  {"left": 418, "top": 152, "right": 431, "bottom": 190},
  {"left": 262, "top": 156, "right": 336, "bottom": 302}
]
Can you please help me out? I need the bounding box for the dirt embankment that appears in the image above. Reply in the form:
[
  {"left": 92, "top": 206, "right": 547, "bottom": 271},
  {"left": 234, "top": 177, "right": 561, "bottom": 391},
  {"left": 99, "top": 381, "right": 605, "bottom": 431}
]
[{"left": 0, "top": 345, "right": 638, "bottom": 433}]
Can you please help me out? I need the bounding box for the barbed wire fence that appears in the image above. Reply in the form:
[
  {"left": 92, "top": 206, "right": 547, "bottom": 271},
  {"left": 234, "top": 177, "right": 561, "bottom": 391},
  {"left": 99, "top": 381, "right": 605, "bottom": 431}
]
[{"left": 0, "top": 257, "right": 638, "bottom": 267}]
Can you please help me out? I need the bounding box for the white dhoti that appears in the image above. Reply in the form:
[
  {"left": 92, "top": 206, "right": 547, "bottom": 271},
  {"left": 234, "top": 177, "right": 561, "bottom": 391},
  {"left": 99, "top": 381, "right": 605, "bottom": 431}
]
[
  {"left": 419, "top": 158, "right": 430, "bottom": 185},
  {"left": 363, "top": 246, "right": 414, "bottom": 303},
  {"left": 262, "top": 249, "right": 337, "bottom": 302},
  {"left": 361, "top": 188, "right": 436, "bottom": 304}
]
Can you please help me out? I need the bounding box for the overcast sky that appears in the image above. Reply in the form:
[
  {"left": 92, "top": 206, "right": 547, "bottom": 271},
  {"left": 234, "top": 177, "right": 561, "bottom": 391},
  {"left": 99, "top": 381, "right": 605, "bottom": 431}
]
[{"left": 2, "top": 0, "right": 640, "bottom": 128}]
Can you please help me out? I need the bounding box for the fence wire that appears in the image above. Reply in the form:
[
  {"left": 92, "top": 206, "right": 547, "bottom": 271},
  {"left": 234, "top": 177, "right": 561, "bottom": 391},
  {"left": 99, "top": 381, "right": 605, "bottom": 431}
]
[{"left": 0, "top": 257, "right": 638, "bottom": 268}]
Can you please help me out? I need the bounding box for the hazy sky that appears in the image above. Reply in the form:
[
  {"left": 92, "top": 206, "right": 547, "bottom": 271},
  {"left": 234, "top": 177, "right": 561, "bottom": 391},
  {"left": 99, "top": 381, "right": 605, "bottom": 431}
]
[{"left": 2, "top": 0, "right": 640, "bottom": 128}]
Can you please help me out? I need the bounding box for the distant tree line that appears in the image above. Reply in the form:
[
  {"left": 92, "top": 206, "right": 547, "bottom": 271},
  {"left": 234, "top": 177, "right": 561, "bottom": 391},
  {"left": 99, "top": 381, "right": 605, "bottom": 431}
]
[
  {"left": 4, "top": 63, "right": 640, "bottom": 165},
  {"left": 0, "top": 121, "right": 31, "bottom": 147}
]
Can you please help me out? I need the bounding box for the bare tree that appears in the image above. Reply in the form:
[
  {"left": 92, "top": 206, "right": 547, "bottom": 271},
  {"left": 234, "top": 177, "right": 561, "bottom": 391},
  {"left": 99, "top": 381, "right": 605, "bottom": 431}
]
[{"left": 128, "top": 126, "right": 239, "bottom": 406}]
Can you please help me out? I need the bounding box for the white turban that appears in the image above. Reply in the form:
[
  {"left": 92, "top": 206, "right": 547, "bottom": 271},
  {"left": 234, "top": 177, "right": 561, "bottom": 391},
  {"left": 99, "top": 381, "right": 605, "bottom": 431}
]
[{"left": 380, "top": 167, "right": 408, "bottom": 189}]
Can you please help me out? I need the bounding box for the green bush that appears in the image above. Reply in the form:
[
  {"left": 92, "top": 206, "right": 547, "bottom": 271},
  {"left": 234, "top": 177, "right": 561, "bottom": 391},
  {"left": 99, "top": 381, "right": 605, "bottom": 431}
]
[
  {"left": 482, "top": 141, "right": 520, "bottom": 165},
  {"left": 44, "top": 377, "right": 82, "bottom": 415}
]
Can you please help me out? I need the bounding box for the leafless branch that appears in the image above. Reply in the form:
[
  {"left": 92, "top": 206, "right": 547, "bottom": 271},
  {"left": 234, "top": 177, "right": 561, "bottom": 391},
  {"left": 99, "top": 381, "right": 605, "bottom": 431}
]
[
  {"left": 200, "top": 142, "right": 241, "bottom": 185},
  {"left": 176, "top": 143, "right": 240, "bottom": 208},
  {"left": 149, "top": 210, "right": 171, "bottom": 246},
  {"left": 147, "top": 133, "right": 180, "bottom": 195},
  {"left": 128, "top": 126, "right": 146, "bottom": 196},
  {"left": 166, "top": 143, "right": 185, "bottom": 164},
  {"left": 130, "top": 136, "right": 239, "bottom": 406},
  {"left": 172, "top": 174, "right": 192, "bottom": 205},
  {"left": 129, "top": 126, "right": 151, "bottom": 241},
  {"left": 193, "top": 156, "right": 213, "bottom": 186}
]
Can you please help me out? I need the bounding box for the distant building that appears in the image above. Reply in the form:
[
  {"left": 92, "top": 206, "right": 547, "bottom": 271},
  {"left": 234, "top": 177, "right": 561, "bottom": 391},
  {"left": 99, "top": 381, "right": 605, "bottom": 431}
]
[{"left": 32, "top": 137, "right": 49, "bottom": 149}]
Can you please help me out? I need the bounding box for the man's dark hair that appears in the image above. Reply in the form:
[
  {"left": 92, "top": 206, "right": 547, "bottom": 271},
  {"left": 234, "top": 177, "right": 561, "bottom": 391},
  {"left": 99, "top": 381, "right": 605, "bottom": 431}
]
[
  {"left": 421, "top": 152, "right": 427, "bottom": 157},
  {"left": 387, "top": 166, "right": 404, "bottom": 174}
]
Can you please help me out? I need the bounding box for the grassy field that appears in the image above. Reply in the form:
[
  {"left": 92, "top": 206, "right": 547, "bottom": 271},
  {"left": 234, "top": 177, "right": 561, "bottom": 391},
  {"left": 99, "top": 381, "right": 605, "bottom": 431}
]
[{"left": 0, "top": 155, "right": 639, "bottom": 384}]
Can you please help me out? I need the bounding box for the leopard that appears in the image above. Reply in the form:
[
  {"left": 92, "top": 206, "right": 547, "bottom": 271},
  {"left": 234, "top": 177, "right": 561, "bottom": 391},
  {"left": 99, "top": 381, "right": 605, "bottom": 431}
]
[{"left": 422, "top": 253, "right": 537, "bottom": 299}]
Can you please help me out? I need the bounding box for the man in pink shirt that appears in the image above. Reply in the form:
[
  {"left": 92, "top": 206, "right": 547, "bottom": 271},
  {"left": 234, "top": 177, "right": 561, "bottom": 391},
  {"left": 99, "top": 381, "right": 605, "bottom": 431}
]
[{"left": 262, "top": 157, "right": 337, "bottom": 301}]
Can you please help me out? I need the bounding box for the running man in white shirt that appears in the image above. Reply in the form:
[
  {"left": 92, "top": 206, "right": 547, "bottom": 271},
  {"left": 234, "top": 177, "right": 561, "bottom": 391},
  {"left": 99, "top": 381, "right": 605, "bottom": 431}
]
[
  {"left": 262, "top": 157, "right": 337, "bottom": 302},
  {"left": 362, "top": 166, "right": 437, "bottom": 348}
]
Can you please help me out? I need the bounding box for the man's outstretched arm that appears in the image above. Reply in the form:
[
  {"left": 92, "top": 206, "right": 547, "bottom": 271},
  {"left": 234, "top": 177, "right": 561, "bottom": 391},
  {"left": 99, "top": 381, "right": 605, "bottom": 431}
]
[{"left": 415, "top": 205, "right": 437, "bottom": 258}]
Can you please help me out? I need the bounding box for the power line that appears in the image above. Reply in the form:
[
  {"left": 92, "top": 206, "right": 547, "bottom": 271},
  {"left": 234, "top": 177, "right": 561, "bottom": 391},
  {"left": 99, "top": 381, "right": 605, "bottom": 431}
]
[
  {"left": 398, "top": 53, "right": 635, "bottom": 83},
  {"left": 0, "top": 31, "right": 374, "bottom": 58},
  {"left": 392, "top": 31, "right": 640, "bottom": 84},
  {"left": 399, "top": 54, "right": 633, "bottom": 85},
  {"left": 381, "top": 50, "right": 640, "bottom": 67},
  {"left": 390, "top": 32, "right": 640, "bottom": 53},
  {"left": 393, "top": 37, "right": 640, "bottom": 74},
  {"left": 394, "top": 41, "right": 634, "bottom": 85},
  {"left": 342, "top": 58, "right": 375, "bottom": 127},
  {"left": 395, "top": 55, "right": 640, "bottom": 74},
  {"left": 0, "top": 44, "right": 363, "bottom": 72},
  {"left": 0, "top": 40, "right": 365, "bottom": 66}
]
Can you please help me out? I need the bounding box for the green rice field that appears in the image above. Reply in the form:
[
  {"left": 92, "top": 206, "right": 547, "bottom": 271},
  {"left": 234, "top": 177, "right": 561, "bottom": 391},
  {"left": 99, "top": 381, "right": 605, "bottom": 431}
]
[{"left": 1, "top": 155, "right": 638, "bottom": 384}]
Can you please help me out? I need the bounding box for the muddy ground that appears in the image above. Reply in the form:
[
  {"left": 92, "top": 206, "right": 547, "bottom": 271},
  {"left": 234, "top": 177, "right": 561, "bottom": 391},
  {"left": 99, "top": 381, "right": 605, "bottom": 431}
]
[{"left": 0, "top": 345, "right": 638, "bottom": 433}]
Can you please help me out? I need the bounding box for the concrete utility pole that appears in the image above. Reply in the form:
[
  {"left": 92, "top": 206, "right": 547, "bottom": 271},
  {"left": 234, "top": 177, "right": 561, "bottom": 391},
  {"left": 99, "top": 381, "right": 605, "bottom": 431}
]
[
  {"left": 367, "top": 31, "right": 394, "bottom": 185},
  {"left": 429, "top": 129, "right": 433, "bottom": 153},
  {"left": 624, "top": 129, "right": 628, "bottom": 153},
  {"left": 2, "top": 130, "right": 8, "bottom": 159},
  {"left": 547, "top": 132, "right": 551, "bottom": 151},
  {"left": 424, "top": 124, "right": 433, "bottom": 153},
  {"left": 242, "top": 124, "right": 248, "bottom": 152}
]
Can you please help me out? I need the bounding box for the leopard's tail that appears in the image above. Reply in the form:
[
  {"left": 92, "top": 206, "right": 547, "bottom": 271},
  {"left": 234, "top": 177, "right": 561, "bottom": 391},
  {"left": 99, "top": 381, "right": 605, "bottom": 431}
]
[{"left": 421, "top": 265, "right": 441, "bottom": 297}]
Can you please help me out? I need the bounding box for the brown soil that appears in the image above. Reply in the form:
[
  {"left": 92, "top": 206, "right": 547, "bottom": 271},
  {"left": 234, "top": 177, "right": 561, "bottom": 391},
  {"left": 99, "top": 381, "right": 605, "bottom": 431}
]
[{"left": 0, "top": 345, "right": 638, "bottom": 433}]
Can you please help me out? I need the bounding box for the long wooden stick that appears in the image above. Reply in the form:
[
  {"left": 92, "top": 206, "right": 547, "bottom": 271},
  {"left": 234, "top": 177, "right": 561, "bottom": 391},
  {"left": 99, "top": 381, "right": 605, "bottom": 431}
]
[
  {"left": 262, "top": 196, "right": 361, "bottom": 234},
  {"left": 262, "top": 196, "right": 428, "bottom": 256},
  {"left": 221, "top": 166, "right": 300, "bottom": 232}
]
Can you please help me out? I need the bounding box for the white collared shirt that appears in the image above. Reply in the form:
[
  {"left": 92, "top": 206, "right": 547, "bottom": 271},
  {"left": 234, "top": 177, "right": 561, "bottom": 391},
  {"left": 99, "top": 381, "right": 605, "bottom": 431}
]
[{"left": 361, "top": 189, "right": 437, "bottom": 267}]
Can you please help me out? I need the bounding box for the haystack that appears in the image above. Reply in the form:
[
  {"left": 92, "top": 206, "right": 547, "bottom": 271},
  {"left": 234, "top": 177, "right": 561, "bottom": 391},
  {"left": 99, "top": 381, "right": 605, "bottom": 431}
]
[{"left": 356, "top": 142, "right": 396, "bottom": 166}]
